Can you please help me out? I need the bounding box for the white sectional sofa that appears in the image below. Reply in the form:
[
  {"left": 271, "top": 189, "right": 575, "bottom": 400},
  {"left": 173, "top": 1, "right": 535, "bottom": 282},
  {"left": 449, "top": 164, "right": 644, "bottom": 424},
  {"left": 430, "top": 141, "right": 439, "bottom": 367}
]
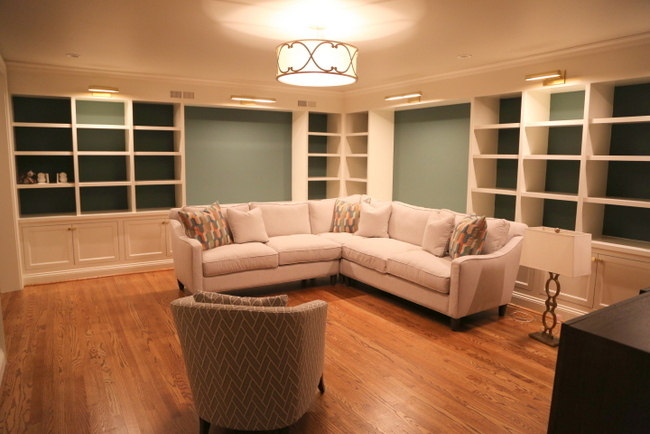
[{"left": 168, "top": 196, "right": 527, "bottom": 330}]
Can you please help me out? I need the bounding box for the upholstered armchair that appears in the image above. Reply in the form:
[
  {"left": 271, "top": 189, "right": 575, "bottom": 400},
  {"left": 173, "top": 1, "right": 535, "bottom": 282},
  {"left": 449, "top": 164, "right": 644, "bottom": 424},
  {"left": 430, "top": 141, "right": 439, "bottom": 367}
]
[{"left": 170, "top": 292, "right": 328, "bottom": 432}]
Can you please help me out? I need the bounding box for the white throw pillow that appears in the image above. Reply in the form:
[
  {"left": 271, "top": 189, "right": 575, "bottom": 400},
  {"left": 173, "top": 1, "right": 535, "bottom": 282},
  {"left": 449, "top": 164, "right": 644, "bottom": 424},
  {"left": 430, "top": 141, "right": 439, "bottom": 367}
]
[
  {"left": 355, "top": 202, "right": 392, "bottom": 238},
  {"left": 482, "top": 218, "right": 511, "bottom": 254},
  {"left": 422, "top": 213, "right": 456, "bottom": 257},
  {"left": 227, "top": 207, "right": 269, "bottom": 243}
]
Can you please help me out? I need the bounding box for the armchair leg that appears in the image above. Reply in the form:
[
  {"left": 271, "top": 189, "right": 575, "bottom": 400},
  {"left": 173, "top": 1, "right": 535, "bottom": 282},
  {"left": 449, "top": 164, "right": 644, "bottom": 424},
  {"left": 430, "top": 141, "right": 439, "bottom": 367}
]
[
  {"left": 450, "top": 317, "right": 461, "bottom": 331},
  {"left": 318, "top": 375, "right": 326, "bottom": 393},
  {"left": 498, "top": 304, "right": 507, "bottom": 317},
  {"left": 177, "top": 280, "right": 185, "bottom": 291},
  {"left": 199, "top": 417, "right": 211, "bottom": 434}
]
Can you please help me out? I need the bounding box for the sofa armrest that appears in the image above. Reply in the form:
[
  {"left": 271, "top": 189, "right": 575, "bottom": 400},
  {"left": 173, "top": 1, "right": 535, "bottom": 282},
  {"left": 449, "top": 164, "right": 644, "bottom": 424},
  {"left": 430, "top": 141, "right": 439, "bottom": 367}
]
[
  {"left": 448, "top": 235, "right": 524, "bottom": 319},
  {"left": 170, "top": 220, "right": 203, "bottom": 293}
]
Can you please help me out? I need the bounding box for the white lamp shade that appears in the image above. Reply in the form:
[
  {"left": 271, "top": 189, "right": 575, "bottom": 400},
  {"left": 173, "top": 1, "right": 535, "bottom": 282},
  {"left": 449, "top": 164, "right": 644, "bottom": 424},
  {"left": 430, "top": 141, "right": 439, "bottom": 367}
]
[
  {"left": 276, "top": 39, "right": 358, "bottom": 87},
  {"left": 520, "top": 227, "right": 592, "bottom": 277}
]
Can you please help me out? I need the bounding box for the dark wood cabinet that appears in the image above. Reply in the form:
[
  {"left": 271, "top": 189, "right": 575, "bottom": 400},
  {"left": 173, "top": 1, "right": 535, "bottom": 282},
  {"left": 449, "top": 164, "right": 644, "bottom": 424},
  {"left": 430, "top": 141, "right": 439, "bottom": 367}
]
[{"left": 548, "top": 291, "right": 650, "bottom": 433}]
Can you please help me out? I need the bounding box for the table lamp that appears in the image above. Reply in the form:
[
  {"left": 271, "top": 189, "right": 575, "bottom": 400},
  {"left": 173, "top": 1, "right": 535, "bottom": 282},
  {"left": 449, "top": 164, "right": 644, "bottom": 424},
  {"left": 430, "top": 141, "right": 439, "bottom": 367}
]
[{"left": 519, "top": 227, "right": 592, "bottom": 347}]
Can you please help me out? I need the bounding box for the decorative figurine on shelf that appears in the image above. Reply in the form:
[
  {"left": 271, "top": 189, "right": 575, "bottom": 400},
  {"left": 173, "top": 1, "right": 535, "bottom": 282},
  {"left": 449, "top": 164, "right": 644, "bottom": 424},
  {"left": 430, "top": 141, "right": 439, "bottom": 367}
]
[
  {"left": 19, "top": 170, "right": 37, "bottom": 184},
  {"left": 37, "top": 172, "right": 49, "bottom": 184},
  {"left": 57, "top": 172, "right": 68, "bottom": 183}
]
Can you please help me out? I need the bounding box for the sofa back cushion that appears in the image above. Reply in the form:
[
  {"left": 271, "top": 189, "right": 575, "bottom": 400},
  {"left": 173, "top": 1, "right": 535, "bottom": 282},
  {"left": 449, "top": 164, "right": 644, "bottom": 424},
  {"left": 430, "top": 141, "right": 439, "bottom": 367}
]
[
  {"left": 308, "top": 198, "right": 337, "bottom": 234},
  {"left": 250, "top": 202, "right": 311, "bottom": 237},
  {"left": 388, "top": 202, "right": 436, "bottom": 246}
]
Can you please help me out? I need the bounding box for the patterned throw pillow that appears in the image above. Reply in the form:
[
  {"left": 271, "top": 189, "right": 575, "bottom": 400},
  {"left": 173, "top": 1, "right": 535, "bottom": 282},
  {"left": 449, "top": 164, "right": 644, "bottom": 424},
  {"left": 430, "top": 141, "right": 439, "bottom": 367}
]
[
  {"left": 332, "top": 199, "right": 361, "bottom": 233},
  {"left": 449, "top": 214, "right": 488, "bottom": 259},
  {"left": 194, "top": 292, "right": 288, "bottom": 307},
  {"left": 178, "top": 202, "right": 232, "bottom": 250}
]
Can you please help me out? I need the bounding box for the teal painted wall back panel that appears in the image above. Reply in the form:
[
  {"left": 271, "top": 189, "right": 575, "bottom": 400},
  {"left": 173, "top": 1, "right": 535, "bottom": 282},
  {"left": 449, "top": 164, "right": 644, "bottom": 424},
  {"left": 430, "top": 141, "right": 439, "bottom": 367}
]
[
  {"left": 184, "top": 107, "right": 292, "bottom": 205},
  {"left": 393, "top": 103, "right": 470, "bottom": 211}
]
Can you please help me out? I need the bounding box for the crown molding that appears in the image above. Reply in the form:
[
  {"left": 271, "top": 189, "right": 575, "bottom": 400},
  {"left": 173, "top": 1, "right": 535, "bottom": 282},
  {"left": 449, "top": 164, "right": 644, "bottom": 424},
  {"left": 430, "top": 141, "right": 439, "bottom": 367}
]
[
  {"left": 343, "top": 31, "right": 650, "bottom": 98},
  {"left": 4, "top": 61, "right": 341, "bottom": 97}
]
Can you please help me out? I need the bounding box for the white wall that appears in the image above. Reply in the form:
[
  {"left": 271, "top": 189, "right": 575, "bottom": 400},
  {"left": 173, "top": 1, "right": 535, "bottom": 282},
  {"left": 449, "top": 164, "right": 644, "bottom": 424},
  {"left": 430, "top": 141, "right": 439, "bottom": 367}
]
[{"left": 0, "top": 55, "right": 22, "bottom": 293}]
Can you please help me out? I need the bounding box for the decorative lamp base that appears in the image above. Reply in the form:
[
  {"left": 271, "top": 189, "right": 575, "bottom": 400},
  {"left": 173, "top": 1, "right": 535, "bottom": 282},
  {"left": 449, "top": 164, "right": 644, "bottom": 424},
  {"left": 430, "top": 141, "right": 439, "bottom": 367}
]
[{"left": 529, "top": 331, "right": 560, "bottom": 347}]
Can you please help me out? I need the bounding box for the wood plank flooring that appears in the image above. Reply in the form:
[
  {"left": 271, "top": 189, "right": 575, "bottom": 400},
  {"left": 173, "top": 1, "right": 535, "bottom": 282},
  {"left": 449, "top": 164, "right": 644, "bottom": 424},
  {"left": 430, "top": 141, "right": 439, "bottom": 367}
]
[{"left": 0, "top": 270, "right": 558, "bottom": 433}]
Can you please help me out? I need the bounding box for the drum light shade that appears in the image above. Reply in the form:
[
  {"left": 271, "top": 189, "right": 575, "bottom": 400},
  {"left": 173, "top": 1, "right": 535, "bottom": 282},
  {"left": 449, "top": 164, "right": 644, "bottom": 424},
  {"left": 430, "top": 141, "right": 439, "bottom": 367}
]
[{"left": 276, "top": 39, "right": 358, "bottom": 87}]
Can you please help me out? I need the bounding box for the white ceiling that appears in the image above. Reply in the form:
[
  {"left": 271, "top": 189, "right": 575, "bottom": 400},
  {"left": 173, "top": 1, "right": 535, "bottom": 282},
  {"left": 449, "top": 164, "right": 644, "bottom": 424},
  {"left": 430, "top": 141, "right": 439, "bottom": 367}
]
[{"left": 1, "top": 0, "right": 649, "bottom": 92}]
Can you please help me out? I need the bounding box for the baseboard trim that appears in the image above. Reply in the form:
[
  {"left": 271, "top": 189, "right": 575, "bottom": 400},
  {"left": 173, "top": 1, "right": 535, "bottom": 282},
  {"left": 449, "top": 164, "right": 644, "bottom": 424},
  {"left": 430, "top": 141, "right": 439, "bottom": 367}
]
[
  {"left": 512, "top": 292, "right": 592, "bottom": 321},
  {"left": 22, "top": 259, "right": 173, "bottom": 286}
]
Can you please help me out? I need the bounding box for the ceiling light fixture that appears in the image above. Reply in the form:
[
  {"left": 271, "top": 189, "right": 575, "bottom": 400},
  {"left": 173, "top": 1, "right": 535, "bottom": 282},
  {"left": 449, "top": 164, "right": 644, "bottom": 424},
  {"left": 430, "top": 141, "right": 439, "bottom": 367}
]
[
  {"left": 231, "top": 95, "right": 277, "bottom": 105},
  {"left": 88, "top": 85, "right": 119, "bottom": 98},
  {"left": 276, "top": 39, "right": 358, "bottom": 87},
  {"left": 525, "top": 70, "right": 566, "bottom": 86},
  {"left": 385, "top": 92, "right": 422, "bottom": 103}
]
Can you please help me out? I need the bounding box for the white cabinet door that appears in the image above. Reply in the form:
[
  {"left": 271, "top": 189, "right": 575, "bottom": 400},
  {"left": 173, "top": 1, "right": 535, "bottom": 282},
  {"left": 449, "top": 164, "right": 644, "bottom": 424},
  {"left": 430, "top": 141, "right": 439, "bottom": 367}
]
[
  {"left": 165, "top": 221, "right": 173, "bottom": 257},
  {"left": 593, "top": 254, "right": 650, "bottom": 308},
  {"left": 72, "top": 222, "right": 120, "bottom": 265},
  {"left": 123, "top": 218, "right": 167, "bottom": 261},
  {"left": 22, "top": 224, "right": 74, "bottom": 270}
]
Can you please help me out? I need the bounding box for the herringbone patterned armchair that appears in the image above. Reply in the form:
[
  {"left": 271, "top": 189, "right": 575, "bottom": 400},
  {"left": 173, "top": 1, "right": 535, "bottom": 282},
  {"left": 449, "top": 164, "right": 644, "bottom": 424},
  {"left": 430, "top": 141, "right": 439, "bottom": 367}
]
[{"left": 170, "top": 293, "right": 327, "bottom": 432}]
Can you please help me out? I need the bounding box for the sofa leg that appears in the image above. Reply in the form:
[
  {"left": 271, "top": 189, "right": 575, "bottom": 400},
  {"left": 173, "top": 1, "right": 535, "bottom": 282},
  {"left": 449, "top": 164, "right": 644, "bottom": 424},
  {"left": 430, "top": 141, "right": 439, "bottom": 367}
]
[
  {"left": 318, "top": 375, "right": 326, "bottom": 393},
  {"left": 330, "top": 275, "right": 337, "bottom": 285},
  {"left": 450, "top": 317, "right": 461, "bottom": 331},
  {"left": 177, "top": 280, "right": 185, "bottom": 291},
  {"left": 199, "top": 417, "right": 211, "bottom": 434},
  {"left": 498, "top": 304, "right": 507, "bottom": 317}
]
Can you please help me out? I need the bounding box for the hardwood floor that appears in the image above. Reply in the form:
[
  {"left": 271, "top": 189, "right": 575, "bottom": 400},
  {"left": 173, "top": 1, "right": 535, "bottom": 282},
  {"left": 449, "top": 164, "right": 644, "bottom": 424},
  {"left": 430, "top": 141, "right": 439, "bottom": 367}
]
[{"left": 0, "top": 270, "right": 558, "bottom": 433}]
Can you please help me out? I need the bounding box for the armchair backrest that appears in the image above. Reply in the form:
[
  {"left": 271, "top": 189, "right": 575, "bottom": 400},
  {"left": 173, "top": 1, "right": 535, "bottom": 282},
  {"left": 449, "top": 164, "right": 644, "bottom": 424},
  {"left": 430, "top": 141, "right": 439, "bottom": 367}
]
[{"left": 170, "top": 296, "right": 327, "bottom": 431}]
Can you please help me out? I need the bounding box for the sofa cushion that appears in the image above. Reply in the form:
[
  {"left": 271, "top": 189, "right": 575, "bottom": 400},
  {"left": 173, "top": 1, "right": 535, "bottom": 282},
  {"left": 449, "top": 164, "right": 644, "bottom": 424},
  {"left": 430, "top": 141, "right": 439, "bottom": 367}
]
[
  {"left": 388, "top": 202, "right": 436, "bottom": 246},
  {"left": 421, "top": 212, "right": 455, "bottom": 257},
  {"left": 343, "top": 237, "right": 420, "bottom": 273},
  {"left": 266, "top": 234, "right": 342, "bottom": 265},
  {"left": 356, "top": 202, "right": 392, "bottom": 238},
  {"left": 387, "top": 250, "right": 452, "bottom": 294},
  {"left": 318, "top": 232, "right": 360, "bottom": 245},
  {"left": 202, "top": 243, "right": 278, "bottom": 277},
  {"left": 449, "top": 214, "right": 487, "bottom": 258},
  {"left": 228, "top": 207, "right": 269, "bottom": 243},
  {"left": 177, "top": 202, "right": 232, "bottom": 250},
  {"left": 308, "top": 198, "right": 336, "bottom": 234},
  {"left": 250, "top": 202, "right": 311, "bottom": 237}
]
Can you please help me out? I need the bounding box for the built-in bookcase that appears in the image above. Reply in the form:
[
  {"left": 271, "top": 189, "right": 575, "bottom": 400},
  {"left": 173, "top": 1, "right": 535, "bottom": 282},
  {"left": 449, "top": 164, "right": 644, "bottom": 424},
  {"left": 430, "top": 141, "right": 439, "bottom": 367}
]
[
  {"left": 294, "top": 110, "right": 392, "bottom": 201},
  {"left": 11, "top": 96, "right": 183, "bottom": 218},
  {"left": 470, "top": 94, "right": 521, "bottom": 221},
  {"left": 470, "top": 78, "right": 650, "bottom": 245},
  {"left": 306, "top": 112, "right": 342, "bottom": 199}
]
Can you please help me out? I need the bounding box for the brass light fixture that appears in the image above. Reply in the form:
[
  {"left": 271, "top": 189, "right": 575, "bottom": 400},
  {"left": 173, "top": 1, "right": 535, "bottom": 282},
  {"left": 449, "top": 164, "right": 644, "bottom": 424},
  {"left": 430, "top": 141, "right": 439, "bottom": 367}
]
[
  {"left": 88, "top": 85, "right": 119, "bottom": 98},
  {"left": 524, "top": 70, "right": 566, "bottom": 86},
  {"left": 385, "top": 91, "right": 422, "bottom": 103},
  {"left": 231, "top": 96, "right": 277, "bottom": 105},
  {"left": 276, "top": 39, "right": 358, "bottom": 87}
]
